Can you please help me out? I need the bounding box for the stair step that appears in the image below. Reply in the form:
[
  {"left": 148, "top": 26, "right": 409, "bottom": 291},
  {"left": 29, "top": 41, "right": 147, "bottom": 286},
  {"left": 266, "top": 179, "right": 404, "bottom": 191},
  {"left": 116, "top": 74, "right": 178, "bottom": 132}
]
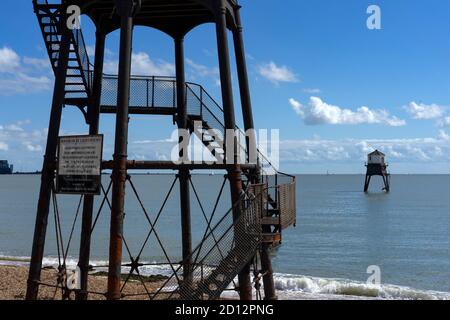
[
  {"left": 203, "top": 142, "right": 223, "bottom": 148},
  {"left": 41, "top": 22, "right": 59, "bottom": 26},
  {"left": 65, "top": 90, "right": 87, "bottom": 93},
  {"left": 37, "top": 14, "right": 59, "bottom": 19},
  {"left": 261, "top": 217, "right": 280, "bottom": 225},
  {"left": 262, "top": 232, "right": 281, "bottom": 244},
  {"left": 268, "top": 208, "right": 280, "bottom": 215},
  {"left": 36, "top": 4, "right": 61, "bottom": 9}
]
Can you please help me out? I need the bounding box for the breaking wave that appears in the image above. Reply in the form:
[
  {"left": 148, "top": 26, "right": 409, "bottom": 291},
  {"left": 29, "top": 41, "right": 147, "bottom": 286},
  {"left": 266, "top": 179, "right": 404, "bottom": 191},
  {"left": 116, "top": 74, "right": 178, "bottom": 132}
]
[
  {"left": 1, "top": 255, "right": 449, "bottom": 300},
  {"left": 273, "top": 273, "right": 450, "bottom": 300}
]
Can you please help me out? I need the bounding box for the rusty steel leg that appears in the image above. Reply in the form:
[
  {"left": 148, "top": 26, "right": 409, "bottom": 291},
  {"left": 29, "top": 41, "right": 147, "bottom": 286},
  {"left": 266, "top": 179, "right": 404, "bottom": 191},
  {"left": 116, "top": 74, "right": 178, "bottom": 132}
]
[
  {"left": 364, "top": 175, "right": 371, "bottom": 193},
  {"left": 260, "top": 244, "right": 277, "bottom": 300},
  {"left": 26, "top": 18, "right": 72, "bottom": 300},
  {"left": 233, "top": 7, "right": 277, "bottom": 300},
  {"left": 232, "top": 8, "right": 257, "bottom": 164},
  {"left": 175, "top": 36, "right": 193, "bottom": 295},
  {"left": 107, "top": 3, "right": 134, "bottom": 300},
  {"left": 383, "top": 174, "right": 390, "bottom": 192},
  {"left": 76, "top": 31, "right": 106, "bottom": 301},
  {"left": 216, "top": 1, "right": 252, "bottom": 300},
  {"left": 179, "top": 170, "right": 192, "bottom": 293}
]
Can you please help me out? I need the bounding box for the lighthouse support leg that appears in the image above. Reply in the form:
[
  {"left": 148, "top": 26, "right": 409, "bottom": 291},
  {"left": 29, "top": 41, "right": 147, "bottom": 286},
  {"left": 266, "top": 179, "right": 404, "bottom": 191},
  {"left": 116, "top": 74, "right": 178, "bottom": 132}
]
[
  {"left": 107, "top": 1, "right": 135, "bottom": 299},
  {"left": 232, "top": 7, "right": 276, "bottom": 300},
  {"left": 215, "top": 1, "right": 252, "bottom": 300},
  {"left": 175, "top": 36, "right": 193, "bottom": 296},
  {"left": 382, "top": 175, "right": 390, "bottom": 192},
  {"left": 76, "top": 30, "right": 106, "bottom": 301},
  {"left": 364, "top": 175, "right": 371, "bottom": 193},
  {"left": 26, "top": 20, "right": 72, "bottom": 300}
]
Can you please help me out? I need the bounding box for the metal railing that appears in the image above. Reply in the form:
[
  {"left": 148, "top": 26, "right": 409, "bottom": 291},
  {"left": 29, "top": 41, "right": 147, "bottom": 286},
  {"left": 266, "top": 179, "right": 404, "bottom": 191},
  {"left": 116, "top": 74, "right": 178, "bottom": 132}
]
[
  {"left": 71, "top": 27, "right": 92, "bottom": 92},
  {"left": 101, "top": 75, "right": 177, "bottom": 108},
  {"left": 277, "top": 182, "right": 297, "bottom": 229}
]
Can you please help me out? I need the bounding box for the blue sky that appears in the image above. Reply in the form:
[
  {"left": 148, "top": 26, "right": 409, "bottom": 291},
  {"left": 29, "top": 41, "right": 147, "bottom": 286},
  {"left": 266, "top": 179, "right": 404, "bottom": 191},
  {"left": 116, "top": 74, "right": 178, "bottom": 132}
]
[{"left": 1, "top": 0, "right": 450, "bottom": 173}]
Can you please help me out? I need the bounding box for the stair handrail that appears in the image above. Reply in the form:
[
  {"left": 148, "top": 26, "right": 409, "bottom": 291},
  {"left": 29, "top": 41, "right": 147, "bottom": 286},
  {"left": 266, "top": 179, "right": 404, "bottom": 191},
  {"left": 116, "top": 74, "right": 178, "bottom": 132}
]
[
  {"left": 185, "top": 84, "right": 226, "bottom": 134},
  {"left": 72, "top": 27, "right": 92, "bottom": 93},
  {"left": 185, "top": 82, "right": 295, "bottom": 180}
]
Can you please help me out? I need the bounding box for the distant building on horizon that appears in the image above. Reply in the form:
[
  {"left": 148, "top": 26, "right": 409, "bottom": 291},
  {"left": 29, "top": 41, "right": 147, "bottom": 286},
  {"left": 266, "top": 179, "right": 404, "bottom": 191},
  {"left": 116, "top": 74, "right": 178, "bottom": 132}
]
[
  {"left": 364, "top": 150, "right": 390, "bottom": 192},
  {"left": 0, "top": 160, "right": 13, "bottom": 175}
]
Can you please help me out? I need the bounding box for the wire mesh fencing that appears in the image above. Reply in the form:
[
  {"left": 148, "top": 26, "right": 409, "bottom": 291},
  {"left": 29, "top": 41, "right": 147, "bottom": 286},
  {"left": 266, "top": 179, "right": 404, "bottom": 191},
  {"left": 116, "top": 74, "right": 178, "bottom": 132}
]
[{"left": 151, "top": 184, "right": 266, "bottom": 300}]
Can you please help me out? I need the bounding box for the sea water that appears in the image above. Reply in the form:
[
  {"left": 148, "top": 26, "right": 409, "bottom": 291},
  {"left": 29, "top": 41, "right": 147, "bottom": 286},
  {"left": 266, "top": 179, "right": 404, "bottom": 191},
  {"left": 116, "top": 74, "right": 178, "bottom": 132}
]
[{"left": 0, "top": 174, "right": 449, "bottom": 300}]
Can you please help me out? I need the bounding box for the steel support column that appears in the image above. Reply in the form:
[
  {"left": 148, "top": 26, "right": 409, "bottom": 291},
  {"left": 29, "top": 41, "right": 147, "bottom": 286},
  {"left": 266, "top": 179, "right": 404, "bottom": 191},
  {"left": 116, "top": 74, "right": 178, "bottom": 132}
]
[
  {"left": 175, "top": 37, "right": 193, "bottom": 294},
  {"left": 216, "top": 2, "right": 252, "bottom": 300},
  {"left": 76, "top": 30, "right": 106, "bottom": 301},
  {"left": 233, "top": 8, "right": 277, "bottom": 300},
  {"left": 232, "top": 8, "right": 257, "bottom": 165},
  {"left": 26, "top": 11, "right": 72, "bottom": 300},
  {"left": 107, "top": 0, "right": 136, "bottom": 300}
]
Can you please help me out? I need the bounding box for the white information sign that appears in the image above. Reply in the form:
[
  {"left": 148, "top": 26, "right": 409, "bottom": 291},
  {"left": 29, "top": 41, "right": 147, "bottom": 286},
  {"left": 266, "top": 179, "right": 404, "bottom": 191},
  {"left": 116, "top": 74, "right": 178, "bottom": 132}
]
[{"left": 57, "top": 135, "right": 103, "bottom": 194}]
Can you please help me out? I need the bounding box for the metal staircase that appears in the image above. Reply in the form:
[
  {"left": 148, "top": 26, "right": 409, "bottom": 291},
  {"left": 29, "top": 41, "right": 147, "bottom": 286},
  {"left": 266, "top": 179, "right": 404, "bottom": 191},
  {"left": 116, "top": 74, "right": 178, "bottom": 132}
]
[
  {"left": 33, "top": 0, "right": 91, "bottom": 103},
  {"left": 155, "top": 183, "right": 266, "bottom": 300}
]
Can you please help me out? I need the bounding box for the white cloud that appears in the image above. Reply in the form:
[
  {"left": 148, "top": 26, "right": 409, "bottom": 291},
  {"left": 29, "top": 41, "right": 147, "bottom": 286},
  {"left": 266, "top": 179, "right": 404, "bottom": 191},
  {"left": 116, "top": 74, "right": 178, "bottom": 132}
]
[
  {"left": 438, "top": 116, "right": 450, "bottom": 127},
  {"left": 303, "top": 88, "right": 321, "bottom": 94},
  {"left": 289, "top": 97, "right": 406, "bottom": 126},
  {"left": 4, "top": 124, "right": 24, "bottom": 131},
  {"left": 24, "top": 143, "right": 43, "bottom": 152},
  {"left": 0, "top": 120, "right": 46, "bottom": 155},
  {"left": 86, "top": 45, "right": 114, "bottom": 60},
  {"left": 104, "top": 52, "right": 175, "bottom": 76},
  {"left": 404, "top": 102, "right": 445, "bottom": 120},
  {"left": 278, "top": 130, "right": 450, "bottom": 165},
  {"left": 0, "top": 120, "right": 50, "bottom": 171},
  {"left": 23, "top": 57, "right": 50, "bottom": 70},
  {"left": 186, "top": 58, "right": 220, "bottom": 86},
  {"left": 104, "top": 53, "right": 221, "bottom": 86},
  {"left": 289, "top": 98, "right": 304, "bottom": 116},
  {"left": 258, "top": 61, "right": 298, "bottom": 84},
  {"left": 132, "top": 52, "right": 175, "bottom": 76},
  {"left": 0, "top": 141, "right": 8, "bottom": 151},
  {"left": 1, "top": 118, "right": 450, "bottom": 173},
  {"left": 86, "top": 45, "right": 96, "bottom": 58},
  {"left": 0, "top": 47, "right": 21, "bottom": 73},
  {"left": 0, "top": 73, "right": 52, "bottom": 95},
  {"left": 438, "top": 129, "right": 450, "bottom": 140},
  {"left": 0, "top": 46, "right": 52, "bottom": 95}
]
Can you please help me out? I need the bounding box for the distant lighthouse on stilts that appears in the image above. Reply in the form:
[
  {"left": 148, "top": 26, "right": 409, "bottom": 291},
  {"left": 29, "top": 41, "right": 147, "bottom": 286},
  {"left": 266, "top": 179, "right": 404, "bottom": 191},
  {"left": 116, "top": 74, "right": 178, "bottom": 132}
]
[{"left": 364, "top": 150, "right": 390, "bottom": 192}]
